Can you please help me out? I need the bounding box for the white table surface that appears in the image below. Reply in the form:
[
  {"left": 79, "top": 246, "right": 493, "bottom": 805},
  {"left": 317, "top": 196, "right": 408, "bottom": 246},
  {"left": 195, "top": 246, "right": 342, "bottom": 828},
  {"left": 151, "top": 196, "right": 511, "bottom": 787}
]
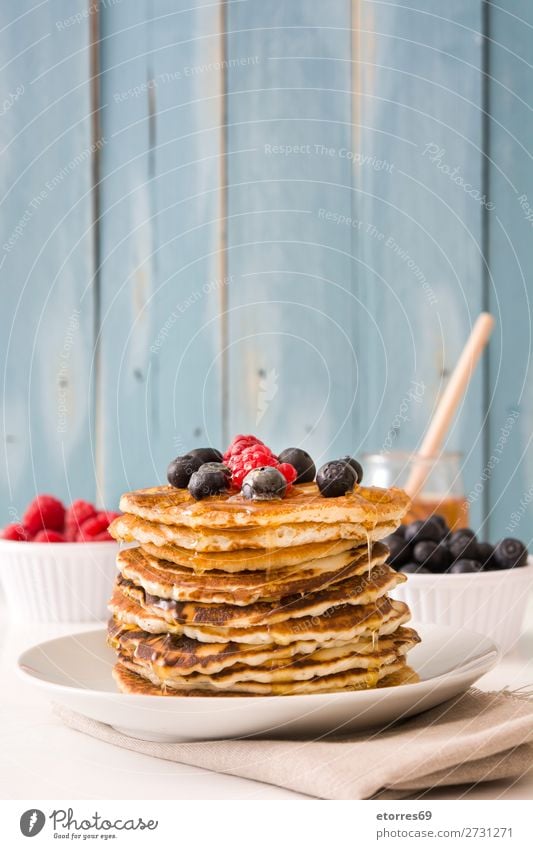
[{"left": 1, "top": 601, "right": 532, "bottom": 801}]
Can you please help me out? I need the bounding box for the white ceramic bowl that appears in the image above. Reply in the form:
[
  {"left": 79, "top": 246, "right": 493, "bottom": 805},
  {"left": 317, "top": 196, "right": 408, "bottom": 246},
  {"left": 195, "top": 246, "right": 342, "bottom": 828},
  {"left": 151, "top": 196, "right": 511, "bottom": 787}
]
[
  {"left": 392, "top": 557, "right": 533, "bottom": 654},
  {"left": 0, "top": 539, "right": 118, "bottom": 623}
]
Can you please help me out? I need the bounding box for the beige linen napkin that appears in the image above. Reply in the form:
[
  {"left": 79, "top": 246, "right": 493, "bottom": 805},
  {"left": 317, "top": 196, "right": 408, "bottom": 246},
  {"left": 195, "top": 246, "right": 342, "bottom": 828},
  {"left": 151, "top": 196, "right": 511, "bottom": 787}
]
[{"left": 55, "top": 689, "right": 533, "bottom": 799}]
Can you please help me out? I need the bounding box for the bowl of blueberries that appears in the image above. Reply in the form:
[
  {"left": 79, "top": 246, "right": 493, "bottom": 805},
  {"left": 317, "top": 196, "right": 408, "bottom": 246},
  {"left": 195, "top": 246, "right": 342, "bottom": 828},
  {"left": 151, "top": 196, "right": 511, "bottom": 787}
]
[{"left": 386, "top": 515, "right": 533, "bottom": 654}]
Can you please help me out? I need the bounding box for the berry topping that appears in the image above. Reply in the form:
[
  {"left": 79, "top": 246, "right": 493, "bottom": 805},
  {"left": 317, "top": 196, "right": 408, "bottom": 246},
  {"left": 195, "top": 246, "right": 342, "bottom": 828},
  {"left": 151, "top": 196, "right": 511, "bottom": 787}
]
[
  {"left": 227, "top": 443, "right": 278, "bottom": 489},
  {"left": 241, "top": 466, "right": 287, "bottom": 501},
  {"left": 449, "top": 558, "right": 483, "bottom": 574},
  {"left": 1, "top": 523, "right": 30, "bottom": 541},
  {"left": 493, "top": 538, "right": 528, "bottom": 570},
  {"left": 276, "top": 462, "right": 297, "bottom": 486},
  {"left": 316, "top": 460, "right": 356, "bottom": 498},
  {"left": 167, "top": 454, "right": 204, "bottom": 489},
  {"left": 33, "top": 530, "right": 65, "bottom": 543},
  {"left": 341, "top": 456, "right": 364, "bottom": 484},
  {"left": 188, "top": 463, "right": 231, "bottom": 500},
  {"left": 223, "top": 434, "right": 265, "bottom": 462},
  {"left": 188, "top": 447, "right": 223, "bottom": 464},
  {"left": 277, "top": 448, "right": 316, "bottom": 484},
  {"left": 65, "top": 499, "right": 97, "bottom": 540},
  {"left": 23, "top": 495, "right": 65, "bottom": 536}
]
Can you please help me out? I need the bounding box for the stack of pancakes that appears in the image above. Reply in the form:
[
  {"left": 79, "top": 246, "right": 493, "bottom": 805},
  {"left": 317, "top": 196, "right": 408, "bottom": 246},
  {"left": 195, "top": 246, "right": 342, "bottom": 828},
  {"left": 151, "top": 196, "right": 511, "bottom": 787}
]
[{"left": 108, "top": 482, "right": 420, "bottom": 696}]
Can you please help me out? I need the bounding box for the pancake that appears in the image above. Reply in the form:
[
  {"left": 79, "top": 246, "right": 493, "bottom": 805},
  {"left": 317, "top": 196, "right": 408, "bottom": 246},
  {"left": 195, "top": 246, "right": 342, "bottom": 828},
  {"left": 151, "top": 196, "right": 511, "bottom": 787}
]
[
  {"left": 112, "top": 662, "right": 246, "bottom": 697},
  {"left": 140, "top": 537, "right": 362, "bottom": 573},
  {"left": 109, "top": 512, "right": 398, "bottom": 552},
  {"left": 119, "top": 643, "right": 411, "bottom": 688},
  {"left": 118, "top": 654, "right": 407, "bottom": 695},
  {"left": 109, "top": 471, "right": 417, "bottom": 698},
  {"left": 113, "top": 563, "right": 405, "bottom": 628},
  {"left": 119, "top": 482, "right": 410, "bottom": 529},
  {"left": 116, "top": 541, "right": 391, "bottom": 606},
  {"left": 109, "top": 589, "right": 411, "bottom": 645},
  {"left": 108, "top": 618, "right": 420, "bottom": 677},
  {"left": 113, "top": 660, "right": 420, "bottom": 696},
  {"left": 378, "top": 665, "right": 420, "bottom": 687}
]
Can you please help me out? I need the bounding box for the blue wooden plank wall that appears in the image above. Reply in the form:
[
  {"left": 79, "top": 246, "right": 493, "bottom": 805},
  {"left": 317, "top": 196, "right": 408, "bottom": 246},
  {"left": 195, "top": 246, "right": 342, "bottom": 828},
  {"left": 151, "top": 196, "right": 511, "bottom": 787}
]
[
  {"left": 486, "top": 1, "right": 533, "bottom": 541},
  {"left": 1, "top": 0, "right": 532, "bottom": 539},
  {"left": 0, "top": 1, "right": 96, "bottom": 518},
  {"left": 352, "top": 1, "right": 485, "bottom": 530},
  {"left": 225, "top": 1, "right": 356, "bottom": 463},
  {"left": 98, "top": 0, "right": 224, "bottom": 505}
]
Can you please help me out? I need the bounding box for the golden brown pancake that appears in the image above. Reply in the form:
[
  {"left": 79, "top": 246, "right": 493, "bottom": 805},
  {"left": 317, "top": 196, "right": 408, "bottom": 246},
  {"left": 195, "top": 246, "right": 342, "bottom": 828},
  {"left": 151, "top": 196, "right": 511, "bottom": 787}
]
[
  {"left": 108, "top": 618, "right": 419, "bottom": 679},
  {"left": 140, "top": 537, "right": 364, "bottom": 573},
  {"left": 119, "top": 482, "right": 410, "bottom": 529},
  {"left": 113, "top": 659, "right": 420, "bottom": 696},
  {"left": 116, "top": 542, "right": 392, "bottom": 606},
  {"left": 109, "top": 512, "right": 398, "bottom": 552},
  {"left": 113, "top": 563, "right": 405, "bottom": 628},
  {"left": 108, "top": 475, "right": 417, "bottom": 697},
  {"left": 109, "top": 589, "right": 411, "bottom": 645},
  {"left": 118, "top": 654, "right": 407, "bottom": 695}
]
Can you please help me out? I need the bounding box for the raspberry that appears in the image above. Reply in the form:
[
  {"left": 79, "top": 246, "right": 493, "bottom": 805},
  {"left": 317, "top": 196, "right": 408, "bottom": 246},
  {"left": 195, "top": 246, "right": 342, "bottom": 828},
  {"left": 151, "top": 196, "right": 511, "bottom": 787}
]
[
  {"left": 223, "top": 434, "right": 264, "bottom": 462},
  {"left": 223, "top": 435, "right": 289, "bottom": 489},
  {"left": 1, "top": 523, "right": 30, "bottom": 541},
  {"left": 277, "top": 462, "right": 297, "bottom": 486},
  {"left": 92, "top": 530, "right": 114, "bottom": 541},
  {"left": 65, "top": 499, "right": 97, "bottom": 540},
  {"left": 229, "top": 446, "right": 278, "bottom": 488},
  {"left": 76, "top": 511, "right": 120, "bottom": 542},
  {"left": 23, "top": 495, "right": 65, "bottom": 535},
  {"left": 33, "top": 530, "right": 65, "bottom": 543}
]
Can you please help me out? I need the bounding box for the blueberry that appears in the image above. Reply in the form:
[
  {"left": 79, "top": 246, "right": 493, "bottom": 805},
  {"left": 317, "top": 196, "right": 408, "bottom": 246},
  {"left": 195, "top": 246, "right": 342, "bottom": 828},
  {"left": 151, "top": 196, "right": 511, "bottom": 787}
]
[
  {"left": 316, "top": 460, "right": 356, "bottom": 498},
  {"left": 400, "top": 562, "right": 431, "bottom": 574},
  {"left": 449, "top": 558, "right": 483, "bottom": 574},
  {"left": 477, "top": 541, "right": 495, "bottom": 570},
  {"left": 404, "top": 517, "right": 444, "bottom": 544},
  {"left": 385, "top": 531, "right": 411, "bottom": 568},
  {"left": 167, "top": 454, "right": 204, "bottom": 488},
  {"left": 413, "top": 540, "right": 450, "bottom": 573},
  {"left": 278, "top": 448, "right": 316, "bottom": 484},
  {"left": 188, "top": 447, "right": 223, "bottom": 464},
  {"left": 432, "top": 514, "right": 450, "bottom": 535},
  {"left": 493, "top": 538, "right": 528, "bottom": 570},
  {"left": 448, "top": 531, "right": 479, "bottom": 561},
  {"left": 340, "top": 456, "right": 364, "bottom": 484},
  {"left": 241, "top": 466, "right": 287, "bottom": 501},
  {"left": 188, "top": 462, "right": 231, "bottom": 500}
]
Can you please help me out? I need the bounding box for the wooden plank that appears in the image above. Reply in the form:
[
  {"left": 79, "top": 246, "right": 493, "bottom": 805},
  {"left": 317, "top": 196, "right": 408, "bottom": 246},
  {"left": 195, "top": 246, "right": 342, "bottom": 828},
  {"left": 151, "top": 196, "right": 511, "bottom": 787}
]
[
  {"left": 0, "top": 1, "right": 95, "bottom": 519},
  {"left": 98, "top": 0, "right": 224, "bottom": 505},
  {"left": 225, "top": 0, "right": 356, "bottom": 461},
  {"left": 485, "top": 0, "right": 533, "bottom": 540},
  {"left": 352, "top": 0, "right": 485, "bottom": 526}
]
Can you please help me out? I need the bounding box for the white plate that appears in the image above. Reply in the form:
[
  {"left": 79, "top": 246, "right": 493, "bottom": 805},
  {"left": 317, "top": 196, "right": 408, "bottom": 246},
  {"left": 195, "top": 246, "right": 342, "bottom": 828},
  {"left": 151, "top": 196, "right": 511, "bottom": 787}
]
[{"left": 17, "top": 624, "right": 499, "bottom": 742}]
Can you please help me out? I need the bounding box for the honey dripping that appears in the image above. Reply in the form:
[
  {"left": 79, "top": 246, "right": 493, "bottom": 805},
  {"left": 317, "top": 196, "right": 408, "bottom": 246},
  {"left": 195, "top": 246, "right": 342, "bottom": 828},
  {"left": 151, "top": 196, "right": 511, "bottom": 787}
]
[{"left": 365, "top": 529, "right": 371, "bottom": 577}]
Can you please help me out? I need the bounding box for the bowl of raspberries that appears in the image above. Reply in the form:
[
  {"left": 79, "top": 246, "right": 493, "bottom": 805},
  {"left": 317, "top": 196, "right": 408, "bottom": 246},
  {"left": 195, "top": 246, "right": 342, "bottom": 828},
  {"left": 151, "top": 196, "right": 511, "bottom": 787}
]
[
  {"left": 386, "top": 515, "right": 533, "bottom": 654},
  {"left": 0, "top": 495, "right": 120, "bottom": 622}
]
